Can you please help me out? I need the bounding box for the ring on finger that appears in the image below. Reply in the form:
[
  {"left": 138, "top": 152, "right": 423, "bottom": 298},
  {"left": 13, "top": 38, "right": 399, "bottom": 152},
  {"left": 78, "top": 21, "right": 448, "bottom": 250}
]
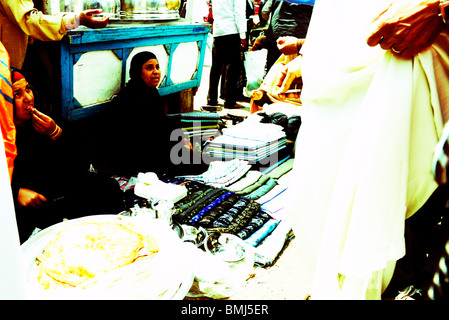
[{"left": 391, "top": 46, "right": 402, "bottom": 54}]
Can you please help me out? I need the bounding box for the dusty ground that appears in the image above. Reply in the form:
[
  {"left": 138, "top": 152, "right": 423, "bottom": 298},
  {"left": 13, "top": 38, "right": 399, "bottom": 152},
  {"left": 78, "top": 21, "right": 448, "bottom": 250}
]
[{"left": 231, "top": 237, "right": 312, "bottom": 300}]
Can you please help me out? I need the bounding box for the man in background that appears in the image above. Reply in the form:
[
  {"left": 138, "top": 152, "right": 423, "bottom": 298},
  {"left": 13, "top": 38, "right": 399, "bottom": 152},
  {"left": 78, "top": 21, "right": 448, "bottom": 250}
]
[{"left": 207, "top": 0, "right": 247, "bottom": 109}]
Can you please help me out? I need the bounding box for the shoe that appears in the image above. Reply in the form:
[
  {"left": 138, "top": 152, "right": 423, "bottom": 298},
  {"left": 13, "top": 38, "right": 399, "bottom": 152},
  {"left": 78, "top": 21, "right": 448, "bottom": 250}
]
[
  {"left": 394, "top": 285, "right": 427, "bottom": 300},
  {"left": 236, "top": 95, "right": 251, "bottom": 103},
  {"left": 224, "top": 103, "right": 245, "bottom": 109},
  {"left": 201, "top": 105, "right": 223, "bottom": 112},
  {"left": 207, "top": 100, "right": 219, "bottom": 106},
  {"left": 432, "top": 122, "right": 449, "bottom": 185}
]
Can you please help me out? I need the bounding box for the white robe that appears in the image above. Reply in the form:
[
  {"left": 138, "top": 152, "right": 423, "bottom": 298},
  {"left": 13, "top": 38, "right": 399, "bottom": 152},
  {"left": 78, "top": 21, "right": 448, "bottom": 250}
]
[{"left": 287, "top": 0, "right": 448, "bottom": 299}]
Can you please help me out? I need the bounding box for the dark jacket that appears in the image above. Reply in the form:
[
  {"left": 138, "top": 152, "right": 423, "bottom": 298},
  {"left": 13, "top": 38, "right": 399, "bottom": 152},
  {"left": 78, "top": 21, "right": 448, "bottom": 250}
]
[
  {"left": 265, "top": 1, "right": 314, "bottom": 70},
  {"left": 96, "top": 77, "right": 175, "bottom": 178}
]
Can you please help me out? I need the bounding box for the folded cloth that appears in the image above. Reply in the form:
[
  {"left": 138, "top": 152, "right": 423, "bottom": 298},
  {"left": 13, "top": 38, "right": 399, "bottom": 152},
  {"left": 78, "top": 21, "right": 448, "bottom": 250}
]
[
  {"left": 181, "top": 124, "right": 219, "bottom": 131},
  {"left": 256, "top": 184, "right": 288, "bottom": 206},
  {"left": 198, "top": 193, "right": 241, "bottom": 227},
  {"left": 235, "top": 210, "right": 272, "bottom": 239},
  {"left": 183, "top": 159, "right": 251, "bottom": 188},
  {"left": 173, "top": 182, "right": 215, "bottom": 214},
  {"left": 253, "top": 220, "right": 293, "bottom": 267},
  {"left": 222, "top": 121, "right": 286, "bottom": 141},
  {"left": 236, "top": 174, "right": 270, "bottom": 195},
  {"left": 175, "top": 188, "right": 224, "bottom": 223},
  {"left": 212, "top": 197, "right": 251, "bottom": 228},
  {"left": 167, "top": 111, "right": 221, "bottom": 120},
  {"left": 207, "top": 200, "right": 262, "bottom": 234},
  {"left": 188, "top": 191, "right": 234, "bottom": 226},
  {"left": 225, "top": 201, "right": 261, "bottom": 234},
  {"left": 180, "top": 119, "right": 220, "bottom": 125},
  {"left": 245, "top": 178, "right": 278, "bottom": 200},
  {"left": 265, "top": 158, "right": 295, "bottom": 179},
  {"left": 244, "top": 218, "right": 280, "bottom": 247},
  {"left": 226, "top": 170, "right": 263, "bottom": 192},
  {"left": 261, "top": 187, "right": 288, "bottom": 219}
]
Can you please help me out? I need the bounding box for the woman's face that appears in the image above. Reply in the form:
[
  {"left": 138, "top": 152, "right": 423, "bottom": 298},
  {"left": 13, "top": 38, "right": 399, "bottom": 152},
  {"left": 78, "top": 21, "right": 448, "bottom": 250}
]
[
  {"left": 13, "top": 78, "right": 34, "bottom": 125},
  {"left": 141, "top": 59, "right": 161, "bottom": 88}
]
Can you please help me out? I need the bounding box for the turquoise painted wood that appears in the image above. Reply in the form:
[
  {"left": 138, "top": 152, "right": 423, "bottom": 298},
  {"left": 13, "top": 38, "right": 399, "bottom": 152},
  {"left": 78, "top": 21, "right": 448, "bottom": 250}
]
[{"left": 60, "top": 22, "right": 211, "bottom": 121}]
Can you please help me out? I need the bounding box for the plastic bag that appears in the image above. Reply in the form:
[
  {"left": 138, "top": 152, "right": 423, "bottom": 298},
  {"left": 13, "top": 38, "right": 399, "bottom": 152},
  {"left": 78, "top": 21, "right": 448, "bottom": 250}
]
[{"left": 244, "top": 49, "right": 268, "bottom": 96}]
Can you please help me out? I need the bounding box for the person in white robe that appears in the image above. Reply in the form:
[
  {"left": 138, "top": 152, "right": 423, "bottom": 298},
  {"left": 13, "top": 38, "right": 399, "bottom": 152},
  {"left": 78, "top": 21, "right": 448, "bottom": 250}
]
[{"left": 273, "top": 0, "right": 449, "bottom": 299}]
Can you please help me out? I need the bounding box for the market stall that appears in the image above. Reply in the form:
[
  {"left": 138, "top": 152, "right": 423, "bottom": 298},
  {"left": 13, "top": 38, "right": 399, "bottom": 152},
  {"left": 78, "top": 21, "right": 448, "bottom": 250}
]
[
  {"left": 14, "top": 1, "right": 304, "bottom": 300},
  {"left": 59, "top": 21, "right": 210, "bottom": 121},
  {"left": 18, "top": 102, "right": 301, "bottom": 299},
  {"left": 39, "top": 0, "right": 210, "bottom": 121}
]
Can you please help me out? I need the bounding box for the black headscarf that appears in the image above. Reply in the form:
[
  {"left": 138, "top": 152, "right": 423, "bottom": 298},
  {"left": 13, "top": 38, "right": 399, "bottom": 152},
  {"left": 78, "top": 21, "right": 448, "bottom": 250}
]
[
  {"left": 96, "top": 51, "right": 171, "bottom": 177},
  {"left": 119, "top": 51, "right": 164, "bottom": 118},
  {"left": 129, "top": 51, "right": 158, "bottom": 81}
]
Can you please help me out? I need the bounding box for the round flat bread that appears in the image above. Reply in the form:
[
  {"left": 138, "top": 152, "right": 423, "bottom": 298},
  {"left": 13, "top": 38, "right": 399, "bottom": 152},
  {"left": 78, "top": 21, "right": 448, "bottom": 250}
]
[{"left": 36, "top": 222, "right": 158, "bottom": 289}]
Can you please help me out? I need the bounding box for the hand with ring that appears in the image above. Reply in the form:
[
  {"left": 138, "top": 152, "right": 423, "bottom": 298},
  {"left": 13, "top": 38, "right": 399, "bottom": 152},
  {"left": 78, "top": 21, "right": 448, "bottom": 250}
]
[
  {"left": 366, "top": 0, "right": 444, "bottom": 58},
  {"left": 273, "top": 56, "right": 302, "bottom": 100}
]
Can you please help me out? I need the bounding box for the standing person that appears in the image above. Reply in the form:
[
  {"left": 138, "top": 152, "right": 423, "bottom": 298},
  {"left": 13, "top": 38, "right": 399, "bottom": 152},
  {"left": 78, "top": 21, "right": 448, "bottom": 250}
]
[
  {"left": 207, "top": 0, "right": 247, "bottom": 109},
  {"left": 0, "top": 41, "right": 15, "bottom": 181},
  {"left": 371, "top": 0, "right": 449, "bottom": 299},
  {"left": 0, "top": 0, "right": 109, "bottom": 69},
  {"left": 265, "top": 0, "right": 314, "bottom": 71},
  {"left": 274, "top": 0, "right": 449, "bottom": 299},
  {"left": 251, "top": 0, "right": 314, "bottom": 72}
]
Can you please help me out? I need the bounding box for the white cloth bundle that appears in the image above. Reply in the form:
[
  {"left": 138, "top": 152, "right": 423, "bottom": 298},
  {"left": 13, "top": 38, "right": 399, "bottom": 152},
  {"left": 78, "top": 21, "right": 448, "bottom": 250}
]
[{"left": 287, "top": 0, "right": 448, "bottom": 299}]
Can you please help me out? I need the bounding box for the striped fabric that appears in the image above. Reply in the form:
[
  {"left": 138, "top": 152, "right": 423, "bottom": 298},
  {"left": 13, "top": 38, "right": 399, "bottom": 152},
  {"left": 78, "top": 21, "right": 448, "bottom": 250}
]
[{"left": 0, "top": 42, "right": 16, "bottom": 181}]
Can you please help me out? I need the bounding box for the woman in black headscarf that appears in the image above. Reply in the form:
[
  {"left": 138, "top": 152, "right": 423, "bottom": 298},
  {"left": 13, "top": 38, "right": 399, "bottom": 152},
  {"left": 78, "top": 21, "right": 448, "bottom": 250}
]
[{"left": 95, "top": 51, "right": 187, "bottom": 178}]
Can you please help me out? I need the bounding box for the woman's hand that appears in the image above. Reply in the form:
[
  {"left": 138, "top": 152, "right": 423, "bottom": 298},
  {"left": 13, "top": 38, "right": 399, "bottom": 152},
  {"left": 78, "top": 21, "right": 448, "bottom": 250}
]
[
  {"left": 79, "top": 9, "right": 110, "bottom": 29},
  {"left": 273, "top": 56, "right": 302, "bottom": 100},
  {"left": 277, "top": 36, "right": 305, "bottom": 55},
  {"left": 367, "top": 0, "right": 444, "bottom": 58},
  {"left": 31, "top": 109, "right": 62, "bottom": 140},
  {"left": 31, "top": 109, "right": 56, "bottom": 135},
  {"left": 250, "top": 34, "right": 267, "bottom": 51},
  {"left": 17, "top": 188, "right": 47, "bottom": 208}
]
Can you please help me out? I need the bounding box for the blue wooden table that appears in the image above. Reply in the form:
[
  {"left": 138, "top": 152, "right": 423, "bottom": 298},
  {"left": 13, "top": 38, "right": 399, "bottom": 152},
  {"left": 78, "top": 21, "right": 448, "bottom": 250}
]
[{"left": 60, "top": 21, "right": 211, "bottom": 121}]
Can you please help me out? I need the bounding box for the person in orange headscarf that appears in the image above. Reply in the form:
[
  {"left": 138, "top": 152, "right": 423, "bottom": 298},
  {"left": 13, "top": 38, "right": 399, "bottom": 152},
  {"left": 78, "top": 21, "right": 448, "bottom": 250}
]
[
  {"left": 0, "top": 41, "right": 16, "bottom": 181},
  {"left": 10, "top": 69, "right": 123, "bottom": 243}
]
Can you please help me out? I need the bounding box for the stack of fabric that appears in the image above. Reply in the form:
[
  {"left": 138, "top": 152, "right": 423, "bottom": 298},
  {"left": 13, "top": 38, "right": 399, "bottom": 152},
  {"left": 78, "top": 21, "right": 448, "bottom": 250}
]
[
  {"left": 180, "top": 159, "right": 251, "bottom": 188},
  {"left": 203, "top": 120, "right": 287, "bottom": 165},
  {"left": 167, "top": 111, "right": 221, "bottom": 148},
  {"left": 164, "top": 158, "right": 295, "bottom": 266}
]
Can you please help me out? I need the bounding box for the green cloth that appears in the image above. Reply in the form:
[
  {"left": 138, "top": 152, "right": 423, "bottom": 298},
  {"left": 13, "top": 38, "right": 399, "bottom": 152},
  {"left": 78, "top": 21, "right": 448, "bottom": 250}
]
[
  {"left": 236, "top": 174, "right": 270, "bottom": 195},
  {"left": 246, "top": 178, "right": 278, "bottom": 199},
  {"left": 265, "top": 158, "right": 294, "bottom": 179}
]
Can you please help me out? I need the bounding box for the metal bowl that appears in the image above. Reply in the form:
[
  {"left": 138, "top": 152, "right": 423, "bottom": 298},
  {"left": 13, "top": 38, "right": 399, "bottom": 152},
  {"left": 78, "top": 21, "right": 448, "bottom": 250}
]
[
  {"left": 204, "top": 232, "right": 248, "bottom": 262},
  {"left": 83, "top": 0, "right": 121, "bottom": 14},
  {"left": 120, "top": 0, "right": 180, "bottom": 20}
]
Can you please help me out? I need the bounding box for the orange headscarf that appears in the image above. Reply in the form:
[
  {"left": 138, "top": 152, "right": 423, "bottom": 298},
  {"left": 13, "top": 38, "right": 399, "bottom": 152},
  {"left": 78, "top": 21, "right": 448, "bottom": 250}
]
[{"left": 0, "top": 42, "right": 16, "bottom": 182}]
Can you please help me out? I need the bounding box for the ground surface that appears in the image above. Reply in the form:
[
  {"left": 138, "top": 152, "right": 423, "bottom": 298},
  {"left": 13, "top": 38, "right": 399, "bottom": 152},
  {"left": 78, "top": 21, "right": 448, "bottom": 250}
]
[{"left": 191, "top": 53, "right": 312, "bottom": 300}]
